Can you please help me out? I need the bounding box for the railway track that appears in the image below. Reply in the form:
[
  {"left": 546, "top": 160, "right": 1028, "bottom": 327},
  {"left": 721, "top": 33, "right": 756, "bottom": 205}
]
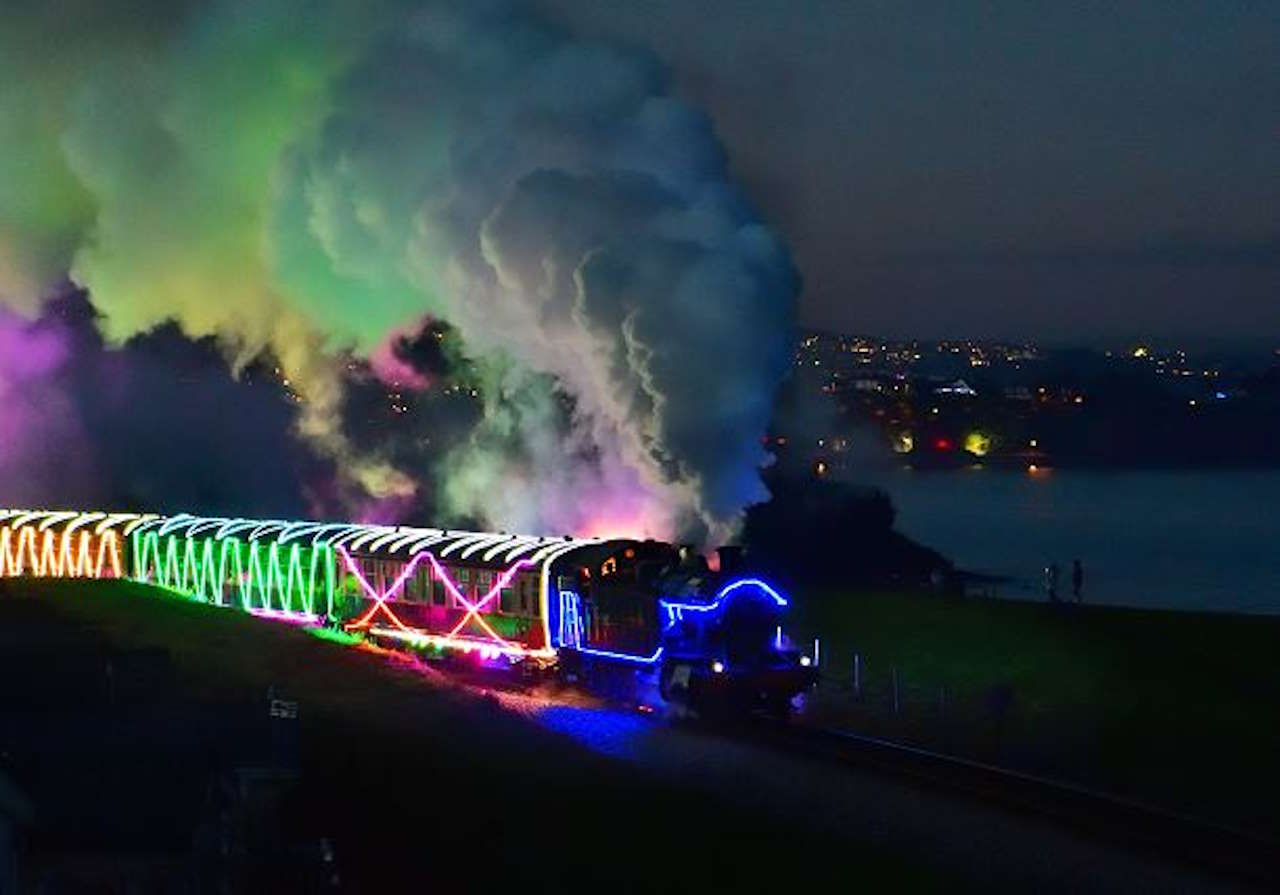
[
  {"left": 727, "top": 718, "right": 1280, "bottom": 888},
  {"left": 451, "top": 654, "right": 1276, "bottom": 888},
  {"left": 334, "top": 632, "right": 1280, "bottom": 888},
  {"left": 405, "top": 658, "right": 1276, "bottom": 888}
]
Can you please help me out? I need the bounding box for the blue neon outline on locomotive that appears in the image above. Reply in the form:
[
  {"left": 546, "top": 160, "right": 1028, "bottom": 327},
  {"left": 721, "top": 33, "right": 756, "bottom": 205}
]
[
  {"left": 553, "top": 577, "right": 787, "bottom": 665},
  {"left": 558, "top": 589, "right": 583, "bottom": 648},
  {"left": 556, "top": 589, "right": 664, "bottom": 664},
  {"left": 659, "top": 577, "right": 788, "bottom": 629}
]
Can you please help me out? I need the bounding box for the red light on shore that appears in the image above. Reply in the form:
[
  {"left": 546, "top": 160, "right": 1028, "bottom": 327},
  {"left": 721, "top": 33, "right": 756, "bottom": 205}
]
[{"left": 934, "top": 438, "right": 952, "bottom": 451}]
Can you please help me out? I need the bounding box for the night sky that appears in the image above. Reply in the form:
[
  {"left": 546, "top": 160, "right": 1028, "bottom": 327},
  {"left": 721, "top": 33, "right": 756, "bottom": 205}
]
[
  {"left": 1, "top": 1, "right": 1276, "bottom": 534},
  {"left": 543, "top": 1, "right": 1280, "bottom": 345}
]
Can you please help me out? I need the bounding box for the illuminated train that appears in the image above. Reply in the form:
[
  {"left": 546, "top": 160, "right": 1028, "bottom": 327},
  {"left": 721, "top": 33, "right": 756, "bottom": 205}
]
[{"left": 0, "top": 509, "right": 817, "bottom": 714}]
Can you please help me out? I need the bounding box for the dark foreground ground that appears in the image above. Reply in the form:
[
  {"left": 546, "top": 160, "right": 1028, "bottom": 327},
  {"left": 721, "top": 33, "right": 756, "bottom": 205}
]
[
  {"left": 0, "top": 579, "right": 1267, "bottom": 893},
  {"left": 790, "top": 589, "right": 1280, "bottom": 837}
]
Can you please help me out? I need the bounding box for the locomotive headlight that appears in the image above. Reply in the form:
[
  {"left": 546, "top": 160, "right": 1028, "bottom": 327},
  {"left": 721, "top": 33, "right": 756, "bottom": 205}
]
[
  {"left": 711, "top": 660, "right": 725, "bottom": 674},
  {"left": 799, "top": 655, "right": 812, "bottom": 667}
]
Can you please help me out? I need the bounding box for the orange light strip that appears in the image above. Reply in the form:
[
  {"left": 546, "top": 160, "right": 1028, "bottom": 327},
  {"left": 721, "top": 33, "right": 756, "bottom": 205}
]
[{"left": 0, "top": 520, "right": 124, "bottom": 579}]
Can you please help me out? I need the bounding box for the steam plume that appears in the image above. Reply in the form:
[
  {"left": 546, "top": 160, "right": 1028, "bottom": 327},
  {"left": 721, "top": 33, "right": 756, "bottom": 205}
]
[{"left": 0, "top": 1, "right": 796, "bottom": 541}]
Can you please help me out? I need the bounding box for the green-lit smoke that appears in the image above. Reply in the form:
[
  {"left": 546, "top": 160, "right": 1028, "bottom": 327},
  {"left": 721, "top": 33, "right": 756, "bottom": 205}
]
[
  {"left": 1, "top": 0, "right": 411, "bottom": 501},
  {"left": 0, "top": 0, "right": 797, "bottom": 541}
]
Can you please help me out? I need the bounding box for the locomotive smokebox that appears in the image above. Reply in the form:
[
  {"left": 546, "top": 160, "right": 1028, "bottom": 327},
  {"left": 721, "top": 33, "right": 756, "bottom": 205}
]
[{"left": 716, "top": 545, "right": 744, "bottom": 574}]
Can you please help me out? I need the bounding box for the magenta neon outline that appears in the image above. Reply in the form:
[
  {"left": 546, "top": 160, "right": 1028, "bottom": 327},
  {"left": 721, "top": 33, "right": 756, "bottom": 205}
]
[
  {"left": 335, "top": 545, "right": 535, "bottom": 654},
  {"left": 339, "top": 547, "right": 431, "bottom": 632},
  {"left": 437, "top": 554, "right": 532, "bottom": 641},
  {"left": 366, "top": 626, "right": 543, "bottom": 660}
]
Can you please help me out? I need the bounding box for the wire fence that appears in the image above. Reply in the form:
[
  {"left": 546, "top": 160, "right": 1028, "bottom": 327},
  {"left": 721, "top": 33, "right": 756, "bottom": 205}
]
[{"left": 805, "top": 653, "right": 1025, "bottom": 762}]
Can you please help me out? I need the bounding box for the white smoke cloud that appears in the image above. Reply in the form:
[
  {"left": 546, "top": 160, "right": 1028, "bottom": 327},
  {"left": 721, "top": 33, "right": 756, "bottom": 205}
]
[{"left": 273, "top": 3, "right": 797, "bottom": 538}]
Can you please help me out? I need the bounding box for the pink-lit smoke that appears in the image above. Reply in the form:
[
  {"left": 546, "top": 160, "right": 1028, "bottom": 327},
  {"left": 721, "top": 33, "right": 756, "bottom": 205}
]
[{"left": 0, "top": 310, "right": 88, "bottom": 504}]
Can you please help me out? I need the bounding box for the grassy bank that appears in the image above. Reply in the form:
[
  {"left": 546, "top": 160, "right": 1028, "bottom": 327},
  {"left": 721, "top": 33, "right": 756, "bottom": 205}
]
[
  {"left": 0, "top": 578, "right": 943, "bottom": 892},
  {"left": 790, "top": 589, "right": 1280, "bottom": 837}
]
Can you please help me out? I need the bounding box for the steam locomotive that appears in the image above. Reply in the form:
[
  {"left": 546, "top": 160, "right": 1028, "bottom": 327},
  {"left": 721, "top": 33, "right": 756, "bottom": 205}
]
[{"left": 0, "top": 509, "right": 818, "bottom": 715}]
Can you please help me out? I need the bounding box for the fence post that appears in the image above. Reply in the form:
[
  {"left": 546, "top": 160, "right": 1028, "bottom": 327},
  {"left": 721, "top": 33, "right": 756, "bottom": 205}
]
[
  {"left": 852, "top": 653, "right": 861, "bottom": 697},
  {"left": 892, "top": 667, "right": 900, "bottom": 715}
]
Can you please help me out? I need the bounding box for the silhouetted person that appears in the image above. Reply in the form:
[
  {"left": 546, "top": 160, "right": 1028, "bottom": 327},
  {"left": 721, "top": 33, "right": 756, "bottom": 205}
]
[
  {"left": 1044, "top": 563, "right": 1060, "bottom": 602},
  {"left": 1072, "top": 559, "right": 1084, "bottom": 603}
]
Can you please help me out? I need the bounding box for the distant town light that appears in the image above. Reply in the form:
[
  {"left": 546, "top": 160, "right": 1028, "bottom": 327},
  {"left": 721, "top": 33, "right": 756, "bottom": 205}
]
[{"left": 964, "top": 431, "right": 991, "bottom": 456}]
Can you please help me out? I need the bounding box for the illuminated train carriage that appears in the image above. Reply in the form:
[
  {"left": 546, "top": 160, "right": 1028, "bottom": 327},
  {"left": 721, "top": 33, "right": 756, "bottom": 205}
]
[
  {"left": 0, "top": 509, "right": 816, "bottom": 713},
  {"left": 117, "top": 514, "right": 599, "bottom": 663},
  {"left": 330, "top": 527, "right": 597, "bottom": 663},
  {"left": 0, "top": 510, "right": 152, "bottom": 579}
]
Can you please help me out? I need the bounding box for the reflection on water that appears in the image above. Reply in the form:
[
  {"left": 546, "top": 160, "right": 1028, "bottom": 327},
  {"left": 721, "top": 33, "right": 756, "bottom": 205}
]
[{"left": 870, "top": 468, "right": 1280, "bottom": 614}]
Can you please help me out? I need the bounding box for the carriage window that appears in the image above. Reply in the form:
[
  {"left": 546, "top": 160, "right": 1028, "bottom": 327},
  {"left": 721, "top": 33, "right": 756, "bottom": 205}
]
[
  {"left": 432, "top": 572, "right": 446, "bottom": 606},
  {"left": 405, "top": 565, "right": 424, "bottom": 602},
  {"left": 500, "top": 581, "right": 517, "bottom": 613},
  {"left": 454, "top": 567, "right": 470, "bottom": 606}
]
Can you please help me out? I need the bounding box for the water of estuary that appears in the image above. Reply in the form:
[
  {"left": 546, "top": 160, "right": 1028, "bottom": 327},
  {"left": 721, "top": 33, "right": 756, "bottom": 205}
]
[{"left": 870, "top": 467, "right": 1280, "bottom": 614}]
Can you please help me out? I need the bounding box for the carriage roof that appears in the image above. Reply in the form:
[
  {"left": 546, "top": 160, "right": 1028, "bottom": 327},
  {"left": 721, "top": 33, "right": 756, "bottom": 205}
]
[{"left": 0, "top": 509, "right": 607, "bottom": 569}]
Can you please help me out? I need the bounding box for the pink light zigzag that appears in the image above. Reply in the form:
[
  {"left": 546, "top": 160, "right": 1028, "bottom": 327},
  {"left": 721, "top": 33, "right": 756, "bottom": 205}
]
[{"left": 336, "top": 545, "right": 534, "bottom": 655}]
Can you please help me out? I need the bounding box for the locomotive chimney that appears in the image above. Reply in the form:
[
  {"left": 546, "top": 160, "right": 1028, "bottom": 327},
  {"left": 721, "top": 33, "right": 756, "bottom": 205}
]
[{"left": 716, "top": 545, "right": 743, "bottom": 574}]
